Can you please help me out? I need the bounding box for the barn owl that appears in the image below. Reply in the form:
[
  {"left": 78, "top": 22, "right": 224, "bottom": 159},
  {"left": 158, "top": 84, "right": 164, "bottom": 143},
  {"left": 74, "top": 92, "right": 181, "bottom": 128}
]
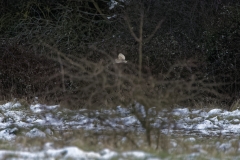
[{"left": 115, "top": 53, "right": 127, "bottom": 63}]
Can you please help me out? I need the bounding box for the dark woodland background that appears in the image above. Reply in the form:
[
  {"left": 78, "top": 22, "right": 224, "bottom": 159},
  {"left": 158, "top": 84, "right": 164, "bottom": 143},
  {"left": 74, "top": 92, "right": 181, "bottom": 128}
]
[{"left": 0, "top": 0, "right": 240, "bottom": 110}]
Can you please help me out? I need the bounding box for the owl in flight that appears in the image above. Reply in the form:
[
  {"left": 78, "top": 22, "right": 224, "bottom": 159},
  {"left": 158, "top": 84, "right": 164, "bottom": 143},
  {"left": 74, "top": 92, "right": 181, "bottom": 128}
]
[{"left": 115, "top": 53, "right": 127, "bottom": 63}]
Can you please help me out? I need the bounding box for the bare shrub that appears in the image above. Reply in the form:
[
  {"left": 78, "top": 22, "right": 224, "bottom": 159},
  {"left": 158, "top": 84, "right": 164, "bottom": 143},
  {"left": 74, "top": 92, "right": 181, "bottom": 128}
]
[
  {"left": 27, "top": 1, "right": 230, "bottom": 148},
  {"left": 39, "top": 38, "right": 225, "bottom": 148},
  {"left": 0, "top": 0, "right": 237, "bottom": 149}
]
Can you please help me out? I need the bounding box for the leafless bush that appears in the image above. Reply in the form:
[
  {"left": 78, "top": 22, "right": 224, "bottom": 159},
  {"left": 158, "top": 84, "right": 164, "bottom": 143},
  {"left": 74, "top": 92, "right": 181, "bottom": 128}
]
[{"left": 0, "top": 0, "right": 236, "bottom": 149}]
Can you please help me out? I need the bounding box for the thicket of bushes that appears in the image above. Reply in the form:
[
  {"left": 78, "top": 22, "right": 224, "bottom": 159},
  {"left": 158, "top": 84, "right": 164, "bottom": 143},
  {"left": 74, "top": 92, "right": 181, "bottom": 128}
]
[{"left": 0, "top": 0, "right": 240, "bottom": 110}]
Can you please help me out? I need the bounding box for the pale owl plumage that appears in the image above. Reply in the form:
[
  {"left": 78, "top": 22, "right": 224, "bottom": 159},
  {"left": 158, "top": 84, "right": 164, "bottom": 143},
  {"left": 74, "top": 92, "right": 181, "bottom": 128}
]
[{"left": 115, "top": 53, "right": 127, "bottom": 63}]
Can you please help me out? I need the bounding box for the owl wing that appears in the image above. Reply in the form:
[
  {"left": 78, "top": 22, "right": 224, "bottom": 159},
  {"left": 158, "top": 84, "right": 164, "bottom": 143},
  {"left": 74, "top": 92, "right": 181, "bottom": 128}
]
[{"left": 118, "top": 53, "right": 125, "bottom": 60}]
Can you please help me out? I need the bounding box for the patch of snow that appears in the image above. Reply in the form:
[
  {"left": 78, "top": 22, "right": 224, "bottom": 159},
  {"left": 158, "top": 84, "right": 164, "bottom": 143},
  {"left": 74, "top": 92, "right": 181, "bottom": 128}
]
[
  {"left": 1, "top": 102, "right": 21, "bottom": 110},
  {"left": 122, "top": 151, "right": 150, "bottom": 159},
  {"left": 222, "top": 109, "right": 240, "bottom": 117},
  {"left": 100, "top": 148, "right": 118, "bottom": 159},
  {"left": 30, "top": 104, "right": 59, "bottom": 113},
  {"left": 0, "top": 128, "right": 17, "bottom": 140},
  {"left": 208, "top": 108, "right": 222, "bottom": 116},
  {"left": 173, "top": 108, "right": 189, "bottom": 116},
  {"left": 191, "top": 109, "right": 202, "bottom": 114},
  {"left": 1, "top": 101, "right": 240, "bottom": 159},
  {"left": 26, "top": 128, "right": 46, "bottom": 138},
  {"left": 194, "top": 120, "right": 215, "bottom": 130},
  {"left": 185, "top": 137, "right": 196, "bottom": 142},
  {"left": 0, "top": 143, "right": 156, "bottom": 160}
]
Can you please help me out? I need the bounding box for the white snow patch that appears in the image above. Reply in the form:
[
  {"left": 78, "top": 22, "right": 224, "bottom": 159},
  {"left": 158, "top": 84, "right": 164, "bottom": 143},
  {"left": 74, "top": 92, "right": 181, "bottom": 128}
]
[
  {"left": 208, "top": 109, "right": 222, "bottom": 116},
  {"left": 1, "top": 102, "right": 21, "bottom": 110},
  {"left": 26, "top": 128, "right": 46, "bottom": 138},
  {"left": 30, "top": 104, "right": 59, "bottom": 113},
  {"left": 173, "top": 108, "right": 189, "bottom": 116},
  {"left": 0, "top": 128, "right": 17, "bottom": 140}
]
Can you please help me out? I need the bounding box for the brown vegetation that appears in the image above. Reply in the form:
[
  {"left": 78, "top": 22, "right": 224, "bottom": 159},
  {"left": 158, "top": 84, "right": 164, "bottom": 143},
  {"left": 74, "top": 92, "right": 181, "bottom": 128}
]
[
  {"left": 0, "top": 0, "right": 240, "bottom": 147},
  {"left": 1, "top": 0, "right": 236, "bottom": 106},
  {"left": 0, "top": 41, "right": 62, "bottom": 103}
]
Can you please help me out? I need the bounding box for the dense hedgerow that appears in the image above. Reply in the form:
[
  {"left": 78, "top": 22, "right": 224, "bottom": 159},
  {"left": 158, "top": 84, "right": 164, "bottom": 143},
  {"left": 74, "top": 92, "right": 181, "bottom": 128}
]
[{"left": 0, "top": 0, "right": 239, "bottom": 109}]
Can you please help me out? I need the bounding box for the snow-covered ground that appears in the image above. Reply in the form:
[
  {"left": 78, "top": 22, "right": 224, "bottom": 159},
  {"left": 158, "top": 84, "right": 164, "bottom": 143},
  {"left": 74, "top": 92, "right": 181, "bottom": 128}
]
[{"left": 0, "top": 101, "right": 240, "bottom": 159}]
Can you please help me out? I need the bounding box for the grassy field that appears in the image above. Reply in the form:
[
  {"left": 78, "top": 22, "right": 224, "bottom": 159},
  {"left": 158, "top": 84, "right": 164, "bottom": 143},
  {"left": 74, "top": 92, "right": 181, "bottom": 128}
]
[{"left": 0, "top": 101, "right": 239, "bottom": 159}]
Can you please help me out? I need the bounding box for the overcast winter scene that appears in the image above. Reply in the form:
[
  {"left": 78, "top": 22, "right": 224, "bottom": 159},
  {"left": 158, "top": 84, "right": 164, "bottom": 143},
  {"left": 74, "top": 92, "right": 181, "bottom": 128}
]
[{"left": 0, "top": 0, "right": 240, "bottom": 159}]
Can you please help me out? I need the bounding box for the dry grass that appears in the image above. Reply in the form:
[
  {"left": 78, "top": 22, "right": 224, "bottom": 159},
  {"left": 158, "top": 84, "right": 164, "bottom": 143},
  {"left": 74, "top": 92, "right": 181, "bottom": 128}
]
[{"left": 1, "top": 127, "right": 239, "bottom": 159}]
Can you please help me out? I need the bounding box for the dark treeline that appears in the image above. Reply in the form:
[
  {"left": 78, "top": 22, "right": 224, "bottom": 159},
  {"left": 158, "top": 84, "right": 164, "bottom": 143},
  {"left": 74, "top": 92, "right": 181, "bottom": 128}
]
[{"left": 0, "top": 0, "right": 240, "bottom": 109}]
